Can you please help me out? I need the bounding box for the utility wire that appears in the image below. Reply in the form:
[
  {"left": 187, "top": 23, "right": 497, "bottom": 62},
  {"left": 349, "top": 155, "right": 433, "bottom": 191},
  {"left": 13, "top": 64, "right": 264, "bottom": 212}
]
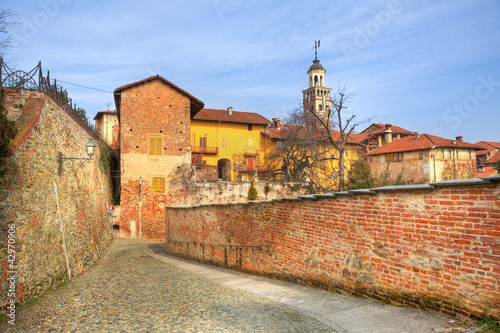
[{"left": 56, "top": 79, "right": 115, "bottom": 94}]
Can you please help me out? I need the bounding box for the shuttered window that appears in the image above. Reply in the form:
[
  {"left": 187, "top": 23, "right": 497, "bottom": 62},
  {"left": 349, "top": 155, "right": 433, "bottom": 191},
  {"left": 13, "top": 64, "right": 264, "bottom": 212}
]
[
  {"left": 149, "top": 135, "right": 163, "bottom": 155},
  {"left": 152, "top": 177, "right": 165, "bottom": 191}
]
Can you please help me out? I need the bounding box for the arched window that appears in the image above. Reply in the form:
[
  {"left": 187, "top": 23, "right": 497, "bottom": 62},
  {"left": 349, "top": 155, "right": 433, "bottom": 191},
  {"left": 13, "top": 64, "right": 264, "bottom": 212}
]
[
  {"left": 462, "top": 169, "right": 471, "bottom": 179},
  {"left": 319, "top": 104, "right": 323, "bottom": 111},
  {"left": 320, "top": 76, "right": 323, "bottom": 86},
  {"left": 314, "top": 75, "right": 319, "bottom": 86},
  {"left": 443, "top": 169, "right": 453, "bottom": 180}
]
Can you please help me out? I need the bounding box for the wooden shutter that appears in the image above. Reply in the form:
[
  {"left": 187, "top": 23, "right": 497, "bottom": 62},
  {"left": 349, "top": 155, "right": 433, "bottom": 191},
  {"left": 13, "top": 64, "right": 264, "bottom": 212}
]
[
  {"left": 149, "top": 135, "right": 162, "bottom": 155},
  {"left": 152, "top": 177, "right": 165, "bottom": 191}
]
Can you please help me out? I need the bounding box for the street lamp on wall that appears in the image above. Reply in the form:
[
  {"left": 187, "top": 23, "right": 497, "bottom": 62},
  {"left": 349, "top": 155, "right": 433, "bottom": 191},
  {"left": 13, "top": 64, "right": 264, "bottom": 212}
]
[
  {"left": 138, "top": 177, "right": 143, "bottom": 201},
  {"left": 58, "top": 138, "right": 97, "bottom": 175}
]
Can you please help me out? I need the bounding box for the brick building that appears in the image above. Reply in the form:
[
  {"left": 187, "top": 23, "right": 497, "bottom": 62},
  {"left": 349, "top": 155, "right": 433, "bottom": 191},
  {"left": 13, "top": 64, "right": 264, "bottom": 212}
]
[
  {"left": 114, "top": 75, "right": 204, "bottom": 238},
  {"left": 367, "top": 133, "right": 480, "bottom": 183}
]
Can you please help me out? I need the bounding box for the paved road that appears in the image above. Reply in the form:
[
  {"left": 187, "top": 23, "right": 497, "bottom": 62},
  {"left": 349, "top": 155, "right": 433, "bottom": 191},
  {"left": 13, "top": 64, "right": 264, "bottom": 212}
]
[
  {"left": 0, "top": 239, "right": 477, "bottom": 332},
  {"left": 0, "top": 239, "right": 334, "bottom": 332}
]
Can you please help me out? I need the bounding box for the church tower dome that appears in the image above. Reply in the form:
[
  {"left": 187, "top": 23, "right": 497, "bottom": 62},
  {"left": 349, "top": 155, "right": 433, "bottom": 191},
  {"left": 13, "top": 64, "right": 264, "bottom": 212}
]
[{"left": 302, "top": 41, "right": 332, "bottom": 125}]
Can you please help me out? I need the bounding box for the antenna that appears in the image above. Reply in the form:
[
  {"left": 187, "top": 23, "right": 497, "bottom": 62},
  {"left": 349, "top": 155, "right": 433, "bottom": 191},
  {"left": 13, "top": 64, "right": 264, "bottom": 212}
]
[{"left": 106, "top": 102, "right": 111, "bottom": 110}]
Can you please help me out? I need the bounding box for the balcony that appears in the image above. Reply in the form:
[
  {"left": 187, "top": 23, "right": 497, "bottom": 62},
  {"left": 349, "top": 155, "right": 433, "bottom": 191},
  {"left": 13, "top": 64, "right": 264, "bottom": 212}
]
[{"left": 191, "top": 146, "right": 218, "bottom": 154}]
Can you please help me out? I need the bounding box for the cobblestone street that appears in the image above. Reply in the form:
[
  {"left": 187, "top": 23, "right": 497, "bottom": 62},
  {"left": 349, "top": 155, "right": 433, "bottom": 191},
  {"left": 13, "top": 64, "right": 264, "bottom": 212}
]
[{"left": 0, "top": 239, "right": 335, "bottom": 332}]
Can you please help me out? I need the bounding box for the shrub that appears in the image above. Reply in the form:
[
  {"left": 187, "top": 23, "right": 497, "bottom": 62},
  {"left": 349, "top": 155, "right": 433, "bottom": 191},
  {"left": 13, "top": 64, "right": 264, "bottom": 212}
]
[{"left": 247, "top": 180, "right": 258, "bottom": 200}]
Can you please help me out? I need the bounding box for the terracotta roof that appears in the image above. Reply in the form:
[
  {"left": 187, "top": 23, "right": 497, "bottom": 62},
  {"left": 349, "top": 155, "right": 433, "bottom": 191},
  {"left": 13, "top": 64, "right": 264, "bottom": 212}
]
[
  {"left": 93, "top": 109, "right": 117, "bottom": 120},
  {"left": 367, "top": 134, "right": 479, "bottom": 155},
  {"left": 193, "top": 108, "right": 271, "bottom": 125},
  {"left": 361, "top": 123, "right": 414, "bottom": 135},
  {"left": 488, "top": 151, "right": 500, "bottom": 164},
  {"left": 474, "top": 141, "right": 500, "bottom": 155},
  {"left": 114, "top": 75, "right": 204, "bottom": 118}
]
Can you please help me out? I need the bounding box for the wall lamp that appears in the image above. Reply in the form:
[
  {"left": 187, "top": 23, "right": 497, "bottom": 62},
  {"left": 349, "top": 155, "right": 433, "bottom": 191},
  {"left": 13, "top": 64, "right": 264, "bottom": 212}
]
[
  {"left": 58, "top": 137, "right": 97, "bottom": 175},
  {"left": 138, "top": 177, "right": 143, "bottom": 201}
]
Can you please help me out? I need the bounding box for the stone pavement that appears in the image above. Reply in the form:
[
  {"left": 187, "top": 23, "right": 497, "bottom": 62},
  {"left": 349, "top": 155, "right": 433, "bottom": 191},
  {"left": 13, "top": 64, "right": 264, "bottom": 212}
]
[
  {"left": 0, "top": 239, "right": 334, "bottom": 332},
  {"left": 152, "top": 251, "right": 479, "bottom": 333},
  {"left": 0, "top": 239, "right": 478, "bottom": 332}
]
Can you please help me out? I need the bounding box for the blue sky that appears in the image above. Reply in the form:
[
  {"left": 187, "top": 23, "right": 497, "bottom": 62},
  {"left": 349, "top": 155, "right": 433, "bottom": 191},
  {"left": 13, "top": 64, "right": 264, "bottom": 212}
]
[{"left": 3, "top": 0, "right": 500, "bottom": 143}]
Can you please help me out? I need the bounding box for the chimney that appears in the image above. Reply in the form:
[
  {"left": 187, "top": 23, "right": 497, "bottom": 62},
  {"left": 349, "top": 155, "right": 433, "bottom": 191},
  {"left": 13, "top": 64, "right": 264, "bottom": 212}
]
[
  {"left": 456, "top": 136, "right": 463, "bottom": 142},
  {"left": 385, "top": 124, "right": 393, "bottom": 143},
  {"left": 227, "top": 106, "right": 233, "bottom": 115},
  {"left": 415, "top": 132, "right": 419, "bottom": 139},
  {"left": 272, "top": 118, "right": 281, "bottom": 129},
  {"left": 377, "top": 136, "right": 382, "bottom": 147}
]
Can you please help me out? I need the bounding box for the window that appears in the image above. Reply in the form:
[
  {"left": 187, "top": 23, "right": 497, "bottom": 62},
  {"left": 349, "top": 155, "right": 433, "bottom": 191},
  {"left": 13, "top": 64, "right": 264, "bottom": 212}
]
[
  {"left": 222, "top": 138, "right": 228, "bottom": 148},
  {"left": 441, "top": 150, "right": 444, "bottom": 159},
  {"left": 443, "top": 169, "right": 453, "bottom": 180},
  {"left": 344, "top": 150, "right": 349, "bottom": 157},
  {"left": 248, "top": 124, "right": 253, "bottom": 131},
  {"left": 462, "top": 169, "right": 471, "bottom": 179},
  {"left": 319, "top": 104, "right": 323, "bottom": 111},
  {"left": 200, "top": 136, "right": 207, "bottom": 147},
  {"left": 149, "top": 135, "right": 163, "bottom": 155},
  {"left": 107, "top": 115, "right": 114, "bottom": 121},
  {"left": 468, "top": 150, "right": 472, "bottom": 159},
  {"left": 152, "top": 177, "right": 165, "bottom": 191},
  {"left": 385, "top": 153, "right": 403, "bottom": 162},
  {"left": 419, "top": 152, "right": 423, "bottom": 160}
]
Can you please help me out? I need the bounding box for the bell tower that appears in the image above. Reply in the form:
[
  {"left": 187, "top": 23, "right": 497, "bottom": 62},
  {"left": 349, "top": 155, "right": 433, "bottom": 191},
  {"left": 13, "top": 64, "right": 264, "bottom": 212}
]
[{"left": 302, "top": 41, "right": 332, "bottom": 125}]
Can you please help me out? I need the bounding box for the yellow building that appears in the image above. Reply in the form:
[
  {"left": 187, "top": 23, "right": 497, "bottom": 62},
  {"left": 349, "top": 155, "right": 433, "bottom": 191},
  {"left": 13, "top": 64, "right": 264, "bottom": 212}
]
[
  {"left": 190, "top": 107, "right": 271, "bottom": 181},
  {"left": 93, "top": 110, "right": 119, "bottom": 148}
]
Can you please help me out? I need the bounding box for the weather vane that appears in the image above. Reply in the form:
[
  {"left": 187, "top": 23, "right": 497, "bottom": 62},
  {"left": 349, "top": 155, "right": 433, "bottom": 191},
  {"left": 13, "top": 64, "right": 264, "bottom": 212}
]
[{"left": 313, "top": 40, "right": 320, "bottom": 60}]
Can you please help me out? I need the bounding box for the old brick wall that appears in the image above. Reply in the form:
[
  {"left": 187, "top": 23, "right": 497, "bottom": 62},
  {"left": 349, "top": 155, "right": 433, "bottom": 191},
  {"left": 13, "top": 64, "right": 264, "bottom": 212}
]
[
  {"left": 0, "top": 90, "right": 112, "bottom": 312},
  {"left": 166, "top": 179, "right": 500, "bottom": 319}
]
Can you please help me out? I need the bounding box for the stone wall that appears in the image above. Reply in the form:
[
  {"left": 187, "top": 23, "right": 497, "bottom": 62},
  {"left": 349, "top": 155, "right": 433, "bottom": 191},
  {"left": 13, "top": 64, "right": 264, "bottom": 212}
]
[
  {"left": 165, "top": 177, "right": 500, "bottom": 320},
  {"left": 0, "top": 89, "right": 113, "bottom": 313},
  {"left": 117, "top": 180, "right": 305, "bottom": 239}
]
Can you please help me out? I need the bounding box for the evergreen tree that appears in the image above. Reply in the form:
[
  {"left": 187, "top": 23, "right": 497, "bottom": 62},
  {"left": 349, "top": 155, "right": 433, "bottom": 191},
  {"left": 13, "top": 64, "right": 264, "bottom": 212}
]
[
  {"left": 247, "top": 180, "right": 258, "bottom": 200},
  {"left": 346, "top": 159, "right": 375, "bottom": 190}
]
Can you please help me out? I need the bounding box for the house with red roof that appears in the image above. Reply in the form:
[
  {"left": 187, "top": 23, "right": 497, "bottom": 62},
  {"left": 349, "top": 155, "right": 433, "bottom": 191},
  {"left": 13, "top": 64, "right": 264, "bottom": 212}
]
[
  {"left": 475, "top": 141, "right": 500, "bottom": 177},
  {"left": 367, "top": 133, "right": 480, "bottom": 183},
  {"left": 358, "top": 123, "right": 415, "bottom": 149},
  {"left": 190, "top": 107, "right": 271, "bottom": 181}
]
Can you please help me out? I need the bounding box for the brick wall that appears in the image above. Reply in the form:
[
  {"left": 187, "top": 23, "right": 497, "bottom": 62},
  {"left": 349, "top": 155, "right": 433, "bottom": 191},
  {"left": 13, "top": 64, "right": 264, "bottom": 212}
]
[
  {"left": 165, "top": 179, "right": 500, "bottom": 320},
  {"left": 0, "top": 89, "right": 113, "bottom": 313}
]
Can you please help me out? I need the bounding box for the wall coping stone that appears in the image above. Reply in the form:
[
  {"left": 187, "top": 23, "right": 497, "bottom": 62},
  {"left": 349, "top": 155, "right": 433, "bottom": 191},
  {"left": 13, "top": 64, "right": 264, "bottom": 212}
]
[
  {"left": 481, "top": 174, "right": 500, "bottom": 182},
  {"left": 298, "top": 194, "right": 317, "bottom": 200},
  {"left": 347, "top": 189, "right": 376, "bottom": 195},
  {"left": 430, "top": 178, "right": 490, "bottom": 187},
  {"left": 372, "top": 184, "right": 434, "bottom": 192},
  {"left": 334, "top": 191, "right": 354, "bottom": 196},
  {"left": 313, "top": 193, "right": 336, "bottom": 198}
]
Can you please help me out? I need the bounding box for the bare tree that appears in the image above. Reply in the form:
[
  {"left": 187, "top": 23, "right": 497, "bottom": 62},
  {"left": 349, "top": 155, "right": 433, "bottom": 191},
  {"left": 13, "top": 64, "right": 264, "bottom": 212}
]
[
  {"left": 0, "top": 9, "right": 15, "bottom": 58},
  {"left": 304, "top": 84, "right": 366, "bottom": 191},
  {"left": 266, "top": 109, "right": 339, "bottom": 192}
]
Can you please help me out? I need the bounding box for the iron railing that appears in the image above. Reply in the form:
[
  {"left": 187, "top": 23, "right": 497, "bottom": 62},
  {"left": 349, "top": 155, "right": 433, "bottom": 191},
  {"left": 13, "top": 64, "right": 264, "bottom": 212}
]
[{"left": 0, "top": 58, "right": 110, "bottom": 148}]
